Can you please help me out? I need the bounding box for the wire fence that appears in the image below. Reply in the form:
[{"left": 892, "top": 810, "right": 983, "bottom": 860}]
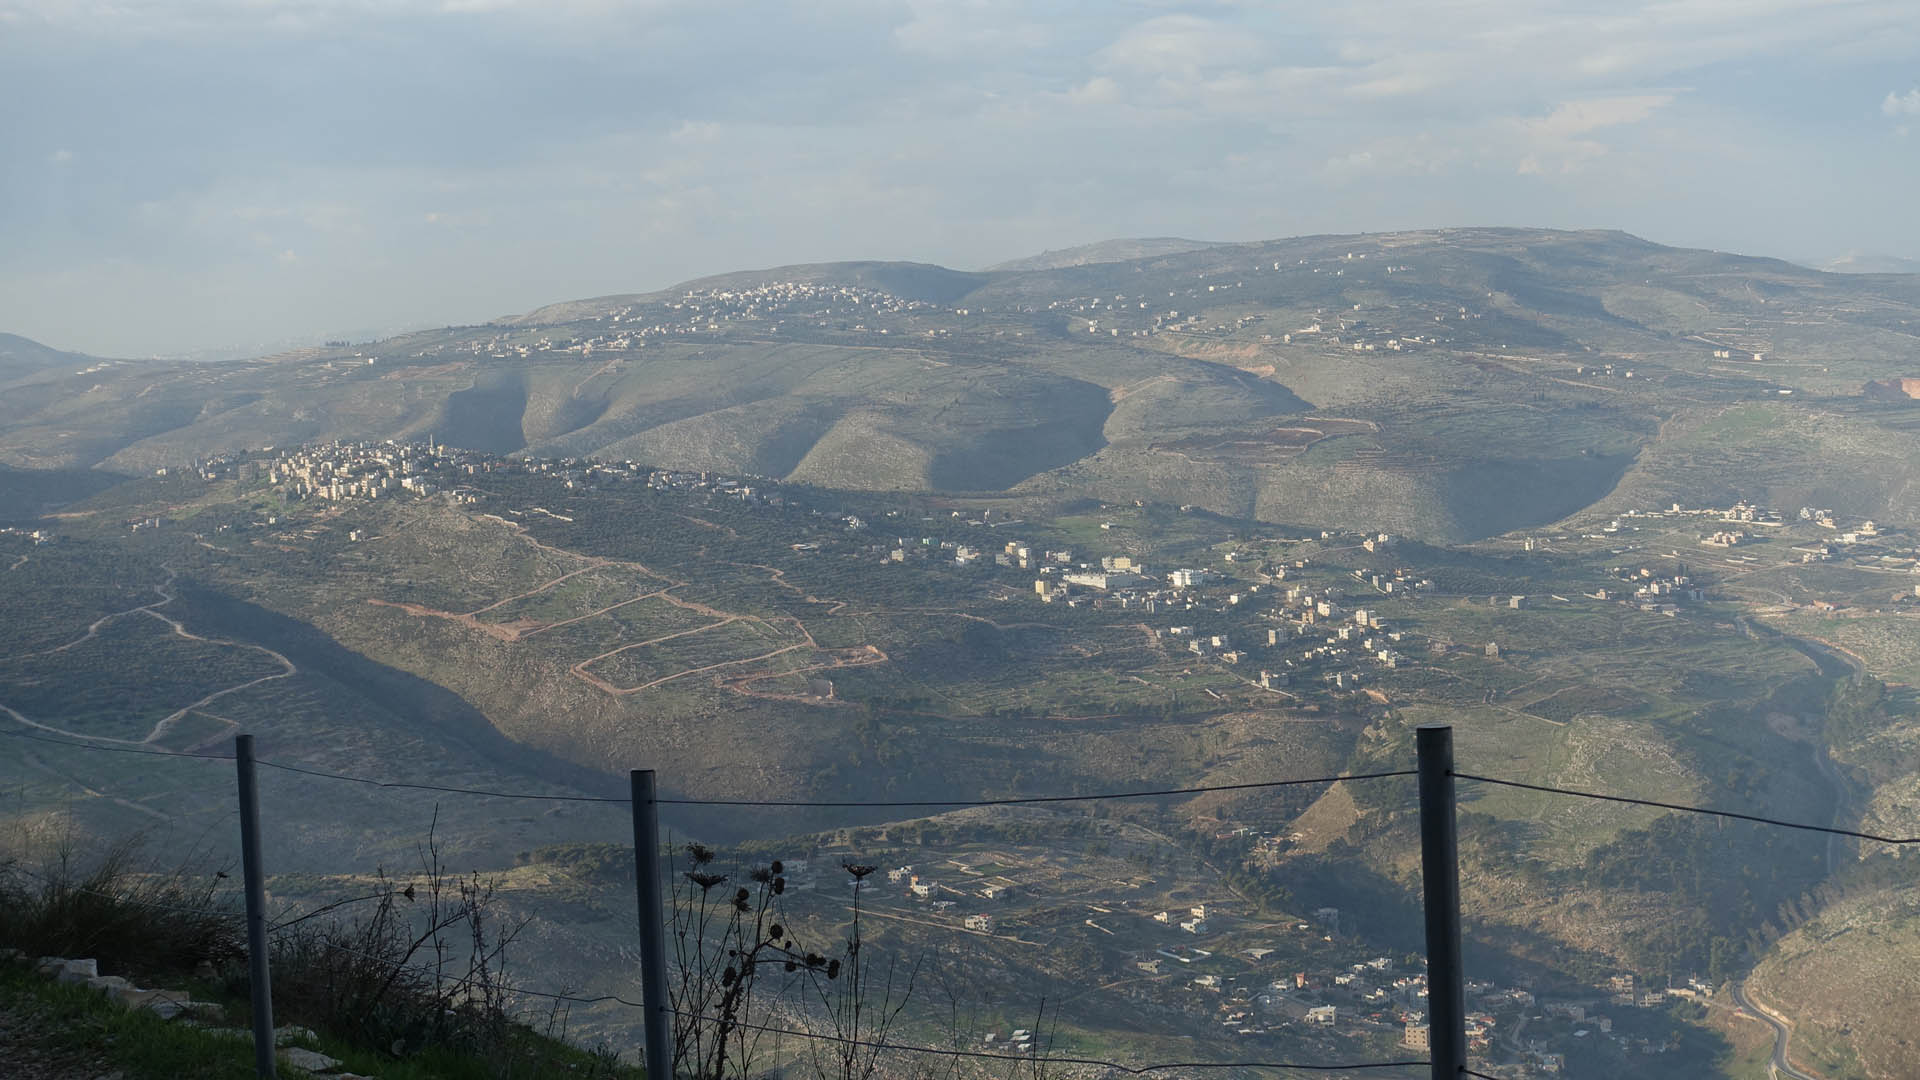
[
  {"left": 5, "top": 724, "right": 1904, "bottom": 843},
  {"left": 2, "top": 716, "right": 1896, "bottom": 1078}
]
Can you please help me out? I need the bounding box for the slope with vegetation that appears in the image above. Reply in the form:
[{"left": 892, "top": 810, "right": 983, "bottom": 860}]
[{"left": 4, "top": 229, "right": 1916, "bottom": 542}]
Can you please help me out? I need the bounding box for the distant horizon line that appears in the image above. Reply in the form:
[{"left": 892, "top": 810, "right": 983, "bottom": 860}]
[{"left": 9, "top": 224, "right": 1915, "bottom": 363}]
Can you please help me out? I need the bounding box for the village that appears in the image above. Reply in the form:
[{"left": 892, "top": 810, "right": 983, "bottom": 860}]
[
  {"left": 19, "top": 436, "right": 1847, "bottom": 1076},
  {"left": 733, "top": 821, "right": 1709, "bottom": 1078},
  {"left": 294, "top": 245, "right": 1549, "bottom": 367}
]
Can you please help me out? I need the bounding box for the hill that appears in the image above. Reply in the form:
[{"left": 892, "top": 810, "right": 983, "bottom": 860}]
[
  {"left": 0, "top": 332, "right": 88, "bottom": 373},
  {"left": 1815, "top": 253, "right": 1920, "bottom": 275},
  {"left": 3, "top": 451, "right": 1883, "bottom": 1075},
  {"left": 3, "top": 227, "right": 1918, "bottom": 541},
  {"left": 0, "top": 333, "right": 115, "bottom": 385},
  {"left": 985, "top": 236, "right": 1226, "bottom": 271}
]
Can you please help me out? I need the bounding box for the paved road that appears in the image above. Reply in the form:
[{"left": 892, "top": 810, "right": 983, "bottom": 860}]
[
  {"left": 1722, "top": 623, "right": 1857, "bottom": 1080},
  {"left": 1732, "top": 983, "right": 1817, "bottom": 1080}
]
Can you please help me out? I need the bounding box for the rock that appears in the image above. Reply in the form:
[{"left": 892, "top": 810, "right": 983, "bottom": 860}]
[
  {"left": 108, "top": 985, "right": 174, "bottom": 1009},
  {"left": 183, "top": 1000, "right": 228, "bottom": 1024},
  {"left": 0, "top": 947, "right": 19, "bottom": 962},
  {"left": 85, "top": 975, "right": 133, "bottom": 995},
  {"left": 278, "top": 1046, "right": 343, "bottom": 1073},
  {"left": 145, "top": 998, "right": 193, "bottom": 1021},
  {"left": 193, "top": 959, "right": 217, "bottom": 980},
  {"left": 275, "top": 1025, "right": 318, "bottom": 1046},
  {"left": 107, "top": 986, "right": 194, "bottom": 1018},
  {"left": 36, "top": 956, "right": 69, "bottom": 977},
  {"left": 56, "top": 958, "right": 100, "bottom": 984}
]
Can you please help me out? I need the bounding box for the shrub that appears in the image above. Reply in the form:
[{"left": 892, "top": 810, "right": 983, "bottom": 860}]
[{"left": 0, "top": 835, "right": 243, "bottom": 977}]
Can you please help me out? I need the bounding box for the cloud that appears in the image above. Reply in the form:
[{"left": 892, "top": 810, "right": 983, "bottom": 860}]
[
  {"left": 1515, "top": 140, "right": 1608, "bottom": 176},
  {"left": 1098, "top": 15, "right": 1261, "bottom": 78},
  {"left": 48, "top": 147, "right": 71, "bottom": 164},
  {"left": 891, "top": 0, "right": 1049, "bottom": 57},
  {"left": 1323, "top": 133, "right": 1462, "bottom": 178},
  {"left": 7, "top": 0, "right": 1920, "bottom": 356},
  {"left": 669, "top": 120, "right": 722, "bottom": 143},
  {"left": 1066, "top": 76, "right": 1121, "bottom": 106},
  {"left": 0, "top": 0, "right": 664, "bottom": 33},
  {"left": 1497, "top": 94, "right": 1673, "bottom": 176},
  {"left": 1523, "top": 95, "right": 1674, "bottom": 139}
]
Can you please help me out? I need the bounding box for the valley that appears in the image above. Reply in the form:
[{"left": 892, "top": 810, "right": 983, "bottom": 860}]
[
  {"left": 0, "top": 431, "right": 1905, "bottom": 1076},
  {"left": 4, "top": 229, "right": 1920, "bottom": 1077}
]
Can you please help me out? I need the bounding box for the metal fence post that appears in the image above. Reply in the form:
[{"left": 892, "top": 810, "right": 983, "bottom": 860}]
[
  {"left": 632, "top": 769, "right": 673, "bottom": 1079},
  {"left": 235, "top": 733, "right": 277, "bottom": 1078},
  {"left": 1417, "top": 724, "right": 1465, "bottom": 1080}
]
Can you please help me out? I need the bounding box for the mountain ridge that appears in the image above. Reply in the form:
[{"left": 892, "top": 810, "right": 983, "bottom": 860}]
[
  {"left": 0, "top": 332, "right": 114, "bottom": 384},
  {"left": 6, "top": 226, "right": 1920, "bottom": 541},
  {"left": 985, "top": 236, "right": 1228, "bottom": 272}
]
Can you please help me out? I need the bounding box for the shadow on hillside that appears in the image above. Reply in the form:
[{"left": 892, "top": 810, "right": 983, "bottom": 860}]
[
  {"left": 436, "top": 371, "right": 528, "bottom": 454},
  {"left": 0, "top": 465, "right": 128, "bottom": 524},
  {"left": 174, "top": 582, "right": 622, "bottom": 799},
  {"left": 1445, "top": 452, "right": 1636, "bottom": 541},
  {"left": 1286, "top": 846, "right": 1631, "bottom": 993}
]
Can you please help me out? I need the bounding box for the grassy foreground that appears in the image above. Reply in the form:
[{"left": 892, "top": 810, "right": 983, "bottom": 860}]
[
  {"left": 0, "top": 961, "right": 644, "bottom": 1080},
  {"left": 0, "top": 844, "right": 642, "bottom": 1080}
]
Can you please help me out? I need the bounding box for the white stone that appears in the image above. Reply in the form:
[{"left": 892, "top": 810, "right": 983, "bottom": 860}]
[
  {"left": 275, "top": 1025, "right": 318, "bottom": 1047},
  {"left": 146, "top": 998, "right": 193, "bottom": 1020},
  {"left": 112, "top": 986, "right": 187, "bottom": 1011},
  {"left": 86, "top": 974, "right": 133, "bottom": 995},
  {"left": 279, "top": 1046, "right": 344, "bottom": 1073},
  {"left": 56, "top": 958, "right": 99, "bottom": 983}
]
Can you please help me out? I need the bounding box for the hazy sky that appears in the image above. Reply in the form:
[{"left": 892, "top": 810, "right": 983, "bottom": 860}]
[{"left": 4, "top": 0, "right": 1916, "bottom": 357}]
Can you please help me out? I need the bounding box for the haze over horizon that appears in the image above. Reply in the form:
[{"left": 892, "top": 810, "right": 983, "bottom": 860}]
[{"left": 4, "top": 0, "right": 1917, "bottom": 357}]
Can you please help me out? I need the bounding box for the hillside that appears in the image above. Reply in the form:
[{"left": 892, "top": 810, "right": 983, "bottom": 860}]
[
  {"left": 985, "top": 236, "right": 1226, "bottom": 271},
  {"left": 7, "top": 437, "right": 1918, "bottom": 1074},
  {"left": 3, "top": 228, "right": 1918, "bottom": 544},
  {"left": 1817, "top": 253, "right": 1920, "bottom": 275},
  {"left": 0, "top": 333, "right": 106, "bottom": 384}
]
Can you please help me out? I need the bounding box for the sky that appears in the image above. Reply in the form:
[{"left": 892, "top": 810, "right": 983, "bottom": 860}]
[{"left": 3, "top": 0, "right": 1917, "bottom": 358}]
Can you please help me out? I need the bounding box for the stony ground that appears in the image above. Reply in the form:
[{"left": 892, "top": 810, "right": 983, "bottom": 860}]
[{"left": 0, "top": 997, "right": 120, "bottom": 1080}]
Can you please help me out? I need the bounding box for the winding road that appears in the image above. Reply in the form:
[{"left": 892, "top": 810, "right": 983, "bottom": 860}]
[
  {"left": 1732, "top": 983, "right": 1817, "bottom": 1080},
  {"left": 1726, "top": 619, "right": 1859, "bottom": 1079},
  {"left": 0, "top": 565, "right": 297, "bottom": 749}
]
